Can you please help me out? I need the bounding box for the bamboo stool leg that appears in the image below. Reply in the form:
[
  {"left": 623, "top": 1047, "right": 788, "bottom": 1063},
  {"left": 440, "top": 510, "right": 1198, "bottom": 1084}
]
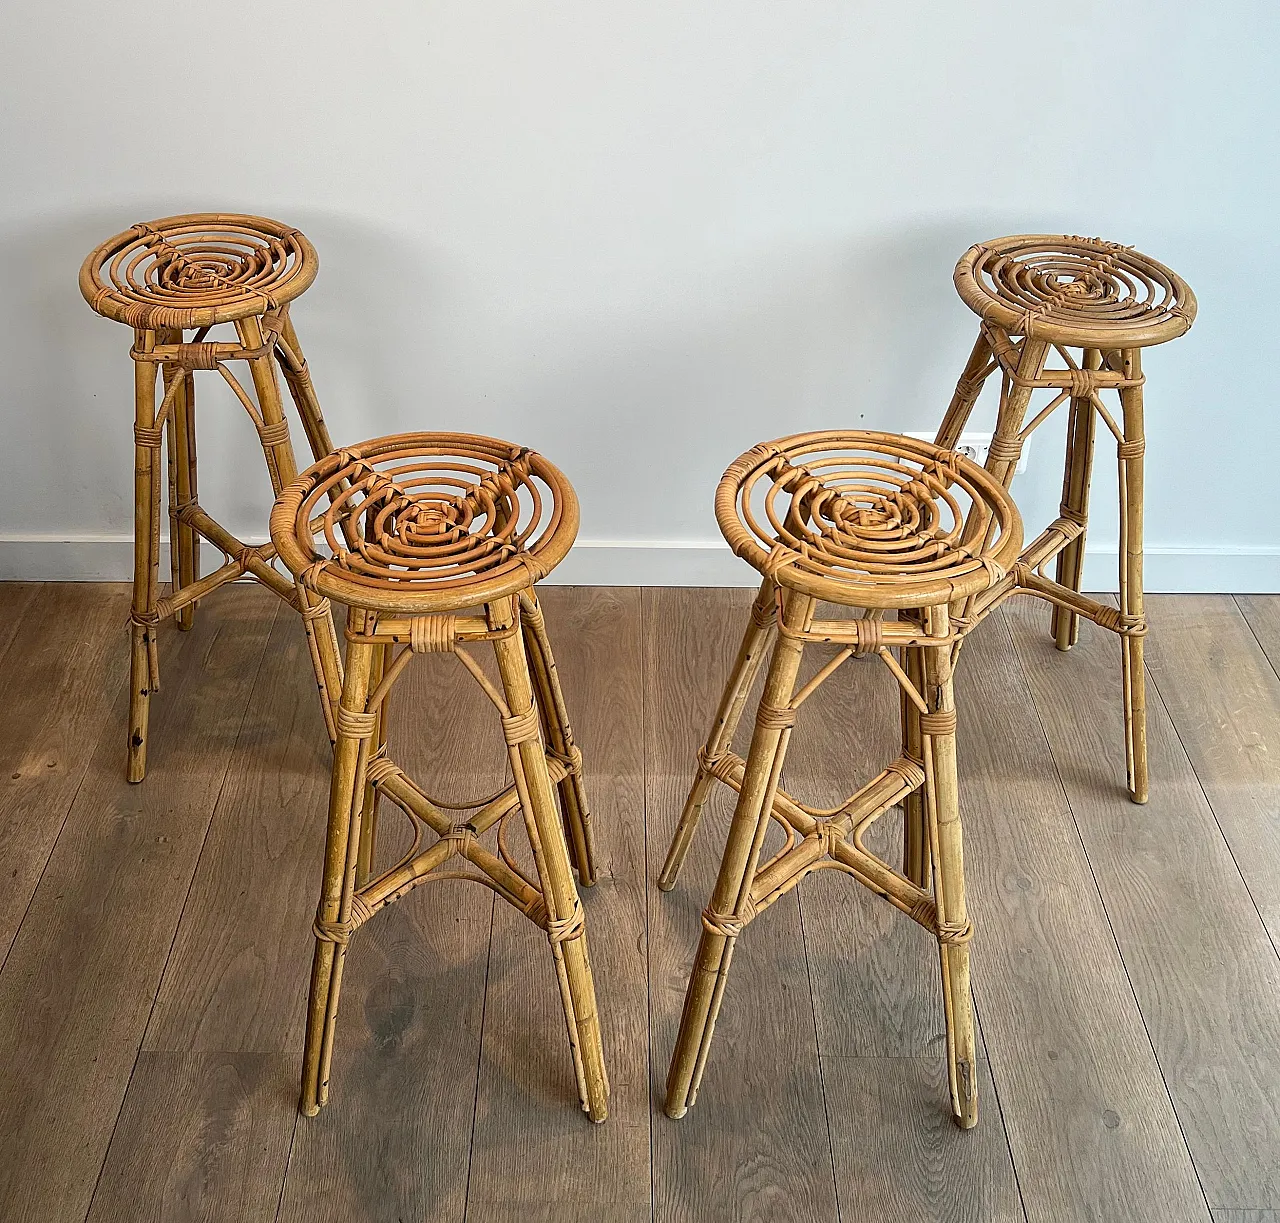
[
  {"left": 1051, "top": 348, "right": 1101, "bottom": 650},
  {"left": 157, "top": 331, "right": 196, "bottom": 632},
  {"left": 490, "top": 596, "right": 609, "bottom": 1121},
  {"left": 935, "top": 331, "right": 995, "bottom": 451},
  {"left": 920, "top": 605, "right": 978, "bottom": 1128},
  {"left": 127, "top": 330, "right": 163, "bottom": 783},
  {"left": 901, "top": 623, "right": 929, "bottom": 889},
  {"left": 519, "top": 590, "right": 596, "bottom": 886},
  {"left": 665, "top": 588, "right": 811, "bottom": 1119},
  {"left": 239, "top": 314, "right": 344, "bottom": 737},
  {"left": 300, "top": 632, "right": 377, "bottom": 1117},
  {"left": 354, "top": 642, "right": 390, "bottom": 888},
  {"left": 1117, "top": 349, "right": 1148, "bottom": 805},
  {"left": 173, "top": 354, "right": 199, "bottom": 628},
  {"left": 273, "top": 304, "right": 337, "bottom": 466},
  {"left": 659, "top": 578, "right": 777, "bottom": 891}
]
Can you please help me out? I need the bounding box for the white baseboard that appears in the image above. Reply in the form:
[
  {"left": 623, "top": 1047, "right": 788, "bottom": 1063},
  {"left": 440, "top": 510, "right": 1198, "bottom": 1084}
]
[{"left": 0, "top": 534, "right": 1278, "bottom": 593}]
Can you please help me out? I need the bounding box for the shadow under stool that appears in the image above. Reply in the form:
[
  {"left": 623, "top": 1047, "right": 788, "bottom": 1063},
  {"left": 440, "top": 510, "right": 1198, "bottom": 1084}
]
[
  {"left": 80, "top": 213, "right": 346, "bottom": 781},
  {"left": 660, "top": 430, "right": 1022, "bottom": 1128},
  {"left": 270, "top": 432, "right": 608, "bottom": 1122},
  {"left": 935, "top": 235, "right": 1196, "bottom": 803}
]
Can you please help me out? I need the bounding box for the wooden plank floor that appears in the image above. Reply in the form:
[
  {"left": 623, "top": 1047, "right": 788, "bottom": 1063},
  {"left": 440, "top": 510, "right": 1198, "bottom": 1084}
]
[{"left": 0, "top": 583, "right": 1277, "bottom": 1222}]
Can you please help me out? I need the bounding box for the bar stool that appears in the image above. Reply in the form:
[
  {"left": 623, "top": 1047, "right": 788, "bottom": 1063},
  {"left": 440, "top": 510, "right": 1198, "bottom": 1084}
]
[
  {"left": 80, "top": 213, "right": 345, "bottom": 781},
  {"left": 270, "top": 432, "right": 607, "bottom": 1122},
  {"left": 660, "top": 431, "right": 1022, "bottom": 1127},
  {"left": 934, "top": 235, "right": 1196, "bottom": 803}
]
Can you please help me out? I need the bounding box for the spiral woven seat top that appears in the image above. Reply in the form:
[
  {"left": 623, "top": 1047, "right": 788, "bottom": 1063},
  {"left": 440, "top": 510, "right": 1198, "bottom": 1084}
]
[
  {"left": 80, "top": 213, "right": 318, "bottom": 331},
  {"left": 717, "top": 431, "right": 1022, "bottom": 610},
  {"left": 954, "top": 235, "right": 1195, "bottom": 348},
  {"left": 271, "top": 433, "right": 579, "bottom": 613}
]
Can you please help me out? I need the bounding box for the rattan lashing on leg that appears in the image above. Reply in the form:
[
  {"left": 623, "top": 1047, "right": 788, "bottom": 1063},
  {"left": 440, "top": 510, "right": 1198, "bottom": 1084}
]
[
  {"left": 935, "top": 235, "right": 1196, "bottom": 803},
  {"left": 663, "top": 432, "right": 1022, "bottom": 1126},
  {"left": 272, "top": 434, "right": 608, "bottom": 1123},
  {"left": 81, "top": 215, "right": 347, "bottom": 780}
]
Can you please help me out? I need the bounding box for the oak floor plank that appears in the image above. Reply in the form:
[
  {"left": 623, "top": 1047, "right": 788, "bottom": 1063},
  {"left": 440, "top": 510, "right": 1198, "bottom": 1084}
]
[
  {"left": 277, "top": 610, "right": 501, "bottom": 1223},
  {"left": 645, "top": 587, "right": 840, "bottom": 1223},
  {"left": 0, "top": 584, "right": 277, "bottom": 1223},
  {"left": 1146, "top": 596, "right": 1280, "bottom": 943},
  {"left": 951, "top": 610, "right": 1209, "bottom": 1223},
  {"left": 823, "top": 1057, "right": 1023, "bottom": 1223},
  {"left": 0, "top": 582, "right": 131, "bottom": 965},
  {"left": 0, "top": 581, "right": 39, "bottom": 663},
  {"left": 143, "top": 607, "right": 331, "bottom": 1052},
  {"left": 1237, "top": 596, "right": 1280, "bottom": 676},
  {"left": 466, "top": 588, "right": 651, "bottom": 1217},
  {"left": 1008, "top": 596, "right": 1280, "bottom": 1211},
  {"left": 84, "top": 1052, "right": 297, "bottom": 1223}
]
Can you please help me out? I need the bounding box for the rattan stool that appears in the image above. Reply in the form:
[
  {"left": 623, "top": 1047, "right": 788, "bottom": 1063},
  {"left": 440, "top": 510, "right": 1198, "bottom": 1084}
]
[
  {"left": 81, "top": 213, "right": 345, "bottom": 781},
  {"left": 660, "top": 431, "right": 1022, "bottom": 1127},
  {"left": 270, "top": 432, "right": 608, "bottom": 1122},
  {"left": 935, "top": 235, "right": 1196, "bottom": 803}
]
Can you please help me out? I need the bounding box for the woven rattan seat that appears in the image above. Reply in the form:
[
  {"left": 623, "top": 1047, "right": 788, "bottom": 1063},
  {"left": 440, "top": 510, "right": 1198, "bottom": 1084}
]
[
  {"left": 953, "top": 234, "right": 1195, "bottom": 349},
  {"left": 271, "top": 433, "right": 578, "bottom": 614},
  {"left": 717, "top": 430, "right": 1022, "bottom": 610},
  {"left": 270, "top": 431, "right": 608, "bottom": 1124},
  {"left": 661, "top": 430, "right": 1025, "bottom": 1130},
  {"left": 80, "top": 214, "right": 318, "bottom": 331}
]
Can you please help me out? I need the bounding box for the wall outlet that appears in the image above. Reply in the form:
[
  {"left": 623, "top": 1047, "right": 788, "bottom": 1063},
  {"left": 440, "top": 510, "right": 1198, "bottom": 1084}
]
[{"left": 905, "top": 431, "right": 1029, "bottom": 477}]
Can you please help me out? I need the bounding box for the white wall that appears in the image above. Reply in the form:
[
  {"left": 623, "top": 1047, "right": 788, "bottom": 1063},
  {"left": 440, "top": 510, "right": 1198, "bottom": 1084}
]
[{"left": 2, "top": 1, "right": 1276, "bottom": 589}]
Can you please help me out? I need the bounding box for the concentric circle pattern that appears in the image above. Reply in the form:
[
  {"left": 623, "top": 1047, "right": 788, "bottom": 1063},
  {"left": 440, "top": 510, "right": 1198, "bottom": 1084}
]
[
  {"left": 717, "top": 431, "right": 1022, "bottom": 609},
  {"left": 954, "top": 234, "right": 1195, "bottom": 347},
  {"left": 271, "top": 433, "right": 579, "bottom": 612},
  {"left": 80, "top": 213, "right": 317, "bottom": 330}
]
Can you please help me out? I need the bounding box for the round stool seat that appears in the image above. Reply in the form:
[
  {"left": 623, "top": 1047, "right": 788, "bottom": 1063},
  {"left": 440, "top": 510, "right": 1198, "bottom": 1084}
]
[
  {"left": 80, "top": 213, "right": 318, "bottom": 331},
  {"left": 717, "top": 430, "right": 1022, "bottom": 610},
  {"left": 271, "top": 432, "right": 579, "bottom": 614},
  {"left": 954, "top": 234, "right": 1196, "bottom": 349}
]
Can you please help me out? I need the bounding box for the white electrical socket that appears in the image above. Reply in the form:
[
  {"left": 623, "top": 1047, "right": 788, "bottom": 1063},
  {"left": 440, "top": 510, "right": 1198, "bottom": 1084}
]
[{"left": 905, "top": 431, "right": 1029, "bottom": 476}]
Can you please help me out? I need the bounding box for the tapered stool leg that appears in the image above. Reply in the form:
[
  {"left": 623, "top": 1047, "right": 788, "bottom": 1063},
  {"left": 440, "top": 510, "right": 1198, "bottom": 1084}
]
[
  {"left": 1117, "top": 350, "right": 1148, "bottom": 804},
  {"left": 900, "top": 628, "right": 929, "bottom": 889},
  {"left": 300, "top": 636, "right": 377, "bottom": 1116},
  {"left": 920, "top": 605, "right": 978, "bottom": 1128},
  {"left": 355, "top": 642, "right": 390, "bottom": 888},
  {"left": 493, "top": 597, "right": 609, "bottom": 1122},
  {"left": 935, "top": 331, "right": 995, "bottom": 451},
  {"left": 1052, "top": 349, "right": 1101, "bottom": 650},
  {"left": 172, "top": 361, "right": 199, "bottom": 629},
  {"left": 273, "top": 304, "right": 338, "bottom": 466},
  {"left": 659, "top": 578, "right": 777, "bottom": 891},
  {"left": 665, "top": 589, "right": 811, "bottom": 1119},
  {"left": 519, "top": 590, "right": 596, "bottom": 886},
  {"left": 127, "top": 331, "right": 163, "bottom": 783}
]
